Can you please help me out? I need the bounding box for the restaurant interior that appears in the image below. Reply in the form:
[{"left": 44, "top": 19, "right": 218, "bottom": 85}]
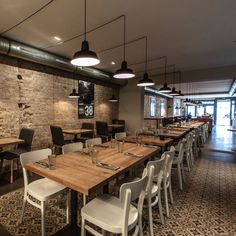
[{"left": 0, "top": 1, "right": 236, "bottom": 236}]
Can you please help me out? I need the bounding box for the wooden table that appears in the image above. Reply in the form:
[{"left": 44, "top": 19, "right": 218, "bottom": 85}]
[
  {"left": 25, "top": 142, "right": 159, "bottom": 235},
  {"left": 181, "top": 122, "right": 205, "bottom": 129},
  {"left": 0, "top": 137, "right": 24, "bottom": 147},
  {"left": 155, "top": 128, "right": 188, "bottom": 140},
  {"left": 108, "top": 124, "right": 125, "bottom": 128},
  {"left": 63, "top": 129, "right": 94, "bottom": 140},
  {"left": 122, "top": 135, "right": 173, "bottom": 151}
]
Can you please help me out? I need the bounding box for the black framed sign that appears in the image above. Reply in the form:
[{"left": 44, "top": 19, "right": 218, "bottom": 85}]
[{"left": 78, "top": 81, "right": 94, "bottom": 119}]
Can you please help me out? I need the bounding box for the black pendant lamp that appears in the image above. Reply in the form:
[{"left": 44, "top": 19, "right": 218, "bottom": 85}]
[
  {"left": 137, "top": 37, "right": 155, "bottom": 87},
  {"left": 169, "top": 65, "right": 179, "bottom": 96},
  {"left": 177, "top": 71, "right": 184, "bottom": 96},
  {"left": 159, "top": 57, "right": 171, "bottom": 93},
  {"left": 70, "top": 0, "right": 100, "bottom": 67},
  {"left": 113, "top": 16, "right": 135, "bottom": 79},
  {"left": 109, "top": 89, "right": 118, "bottom": 102},
  {"left": 68, "top": 70, "right": 79, "bottom": 98}
]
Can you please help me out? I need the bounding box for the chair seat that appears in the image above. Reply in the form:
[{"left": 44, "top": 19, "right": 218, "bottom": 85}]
[
  {"left": 27, "top": 178, "right": 67, "bottom": 201},
  {"left": 81, "top": 194, "right": 138, "bottom": 234}
]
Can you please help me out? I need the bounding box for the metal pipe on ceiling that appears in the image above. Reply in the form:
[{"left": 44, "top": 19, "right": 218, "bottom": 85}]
[{"left": 0, "top": 36, "right": 127, "bottom": 87}]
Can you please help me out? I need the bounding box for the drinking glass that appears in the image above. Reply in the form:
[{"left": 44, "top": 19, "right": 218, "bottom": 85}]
[
  {"left": 91, "top": 149, "right": 99, "bottom": 164},
  {"left": 118, "top": 141, "right": 124, "bottom": 153},
  {"left": 48, "top": 154, "right": 56, "bottom": 170},
  {"left": 110, "top": 138, "right": 116, "bottom": 148}
]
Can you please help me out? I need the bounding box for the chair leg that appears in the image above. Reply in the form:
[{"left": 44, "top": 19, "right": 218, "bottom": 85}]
[
  {"left": 147, "top": 196, "right": 154, "bottom": 236},
  {"left": 177, "top": 165, "right": 183, "bottom": 190},
  {"left": 185, "top": 152, "right": 191, "bottom": 172},
  {"left": 81, "top": 218, "right": 85, "bottom": 236},
  {"left": 169, "top": 181, "right": 174, "bottom": 204},
  {"left": 0, "top": 159, "right": 3, "bottom": 173},
  {"left": 164, "top": 183, "right": 169, "bottom": 217},
  {"left": 19, "top": 191, "right": 27, "bottom": 224},
  {"left": 83, "top": 194, "right": 86, "bottom": 206},
  {"left": 158, "top": 191, "right": 165, "bottom": 224},
  {"left": 10, "top": 160, "right": 14, "bottom": 184},
  {"left": 66, "top": 193, "right": 70, "bottom": 224},
  {"left": 41, "top": 201, "right": 45, "bottom": 236},
  {"left": 181, "top": 162, "right": 186, "bottom": 183}
]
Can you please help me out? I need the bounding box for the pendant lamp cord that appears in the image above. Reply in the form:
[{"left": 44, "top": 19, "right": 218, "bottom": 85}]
[
  {"left": 179, "top": 71, "right": 181, "bottom": 90},
  {"left": 84, "top": 0, "right": 87, "bottom": 41},
  {"left": 173, "top": 64, "right": 175, "bottom": 86},
  {"left": 145, "top": 36, "right": 147, "bottom": 72},
  {"left": 123, "top": 15, "right": 126, "bottom": 60},
  {"left": 164, "top": 56, "right": 167, "bottom": 83}
]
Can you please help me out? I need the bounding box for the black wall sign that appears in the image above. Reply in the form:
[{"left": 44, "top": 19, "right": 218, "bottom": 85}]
[{"left": 78, "top": 81, "right": 94, "bottom": 119}]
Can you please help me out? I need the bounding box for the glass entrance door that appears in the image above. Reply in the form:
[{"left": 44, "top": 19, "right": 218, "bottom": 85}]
[{"left": 216, "top": 99, "right": 231, "bottom": 126}]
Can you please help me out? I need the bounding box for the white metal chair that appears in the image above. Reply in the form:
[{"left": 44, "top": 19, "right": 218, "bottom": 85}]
[
  {"left": 172, "top": 141, "right": 185, "bottom": 190},
  {"left": 20, "top": 149, "right": 69, "bottom": 236},
  {"left": 115, "top": 132, "right": 127, "bottom": 139},
  {"left": 85, "top": 137, "right": 102, "bottom": 148},
  {"left": 62, "top": 142, "right": 83, "bottom": 154},
  {"left": 162, "top": 147, "right": 175, "bottom": 218},
  {"left": 81, "top": 170, "right": 148, "bottom": 236}
]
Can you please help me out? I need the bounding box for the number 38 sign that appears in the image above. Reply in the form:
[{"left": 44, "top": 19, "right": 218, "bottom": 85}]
[{"left": 78, "top": 81, "right": 94, "bottom": 119}]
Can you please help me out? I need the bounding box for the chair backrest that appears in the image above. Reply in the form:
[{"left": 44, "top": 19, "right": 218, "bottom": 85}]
[
  {"left": 147, "top": 155, "right": 166, "bottom": 186},
  {"left": 62, "top": 142, "right": 83, "bottom": 154},
  {"left": 85, "top": 138, "right": 102, "bottom": 147},
  {"left": 96, "top": 121, "right": 109, "bottom": 136},
  {"left": 115, "top": 132, "right": 127, "bottom": 139},
  {"left": 50, "top": 125, "right": 65, "bottom": 146},
  {"left": 81, "top": 123, "right": 94, "bottom": 138},
  {"left": 20, "top": 149, "right": 51, "bottom": 187},
  {"left": 163, "top": 146, "right": 175, "bottom": 180},
  {"left": 175, "top": 141, "right": 184, "bottom": 163},
  {"left": 119, "top": 169, "right": 148, "bottom": 233},
  {"left": 18, "top": 128, "right": 35, "bottom": 151}
]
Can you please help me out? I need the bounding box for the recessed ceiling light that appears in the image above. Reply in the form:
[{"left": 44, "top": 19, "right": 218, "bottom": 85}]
[
  {"left": 111, "top": 61, "right": 115, "bottom": 65},
  {"left": 54, "top": 36, "right": 61, "bottom": 41}
]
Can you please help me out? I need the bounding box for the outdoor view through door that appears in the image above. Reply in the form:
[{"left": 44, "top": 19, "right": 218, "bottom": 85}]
[{"left": 216, "top": 99, "right": 231, "bottom": 126}]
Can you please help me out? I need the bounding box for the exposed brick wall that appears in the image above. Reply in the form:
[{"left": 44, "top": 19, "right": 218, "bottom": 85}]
[{"left": 0, "top": 61, "right": 119, "bottom": 149}]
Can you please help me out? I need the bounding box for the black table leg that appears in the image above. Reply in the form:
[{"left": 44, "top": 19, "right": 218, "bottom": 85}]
[{"left": 53, "top": 189, "right": 80, "bottom": 235}]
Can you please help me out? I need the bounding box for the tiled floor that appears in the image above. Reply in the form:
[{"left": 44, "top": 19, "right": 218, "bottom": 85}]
[{"left": 0, "top": 126, "right": 236, "bottom": 236}]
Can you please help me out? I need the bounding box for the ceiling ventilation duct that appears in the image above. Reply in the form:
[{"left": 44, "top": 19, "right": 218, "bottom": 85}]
[{"left": 0, "top": 36, "right": 127, "bottom": 87}]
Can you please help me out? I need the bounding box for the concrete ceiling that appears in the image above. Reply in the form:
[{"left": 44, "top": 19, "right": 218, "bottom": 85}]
[{"left": 1, "top": 0, "right": 236, "bottom": 94}]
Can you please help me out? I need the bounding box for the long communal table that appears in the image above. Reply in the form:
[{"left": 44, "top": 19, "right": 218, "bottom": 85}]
[{"left": 25, "top": 142, "right": 160, "bottom": 235}]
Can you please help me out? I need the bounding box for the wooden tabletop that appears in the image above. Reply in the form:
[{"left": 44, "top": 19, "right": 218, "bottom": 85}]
[
  {"left": 122, "top": 135, "right": 173, "bottom": 147},
  {"left": 108, "top": 124, "right": 125, "bottom": 128},
  {"left": 63, "top": 129, "right": 93, "bottom": 135},
  {"left": 0, "top": 138, "right": 24, "bottom": 147},
  {"left": 181, "top": 122, "right": 205, "bottom": 128},
  {"left": 25, "top": 143, "right": 159, "bottom": 195},
  {"left": 155, "top": 129, "right": 187, "bottom": 139}
]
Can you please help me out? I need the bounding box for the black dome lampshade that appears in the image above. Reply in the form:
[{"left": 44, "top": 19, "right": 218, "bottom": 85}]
[
  {"left": 169, "top": 87, "right": 179, "bottom": 96},
  {"left": 71, "top": 40, "right": 100, "bottom": 67},
  {"left": 70, "top": 0, "right": 100, "bottom": 67},
  {"left": 109, "top": 94, "right": 118, "bottom": 102},
  {"left": 113, "top": 16, "right": 135, "bottom": 79},
  {"left": 137, "top": 72, "right": 155, "bottom": 87},
  {"left": 68, "top": 89, "right": 79, "bottom": 98},
  {"left": 137, "top": 37, "right": 155, "bottom": 87},
  {"left": 159, "top": 82, "right": 171, "bottom": 93},
  {"left": 113, "top": 61, "right": 135, "bottom": 79}
]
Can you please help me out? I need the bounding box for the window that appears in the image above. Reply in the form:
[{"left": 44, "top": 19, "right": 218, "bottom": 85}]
[
  {"left": 150, "top": 97, "right": 156, "bottom": 117},
  {"left": 160, "top": 101, "right": 165, "bottom": 117}
]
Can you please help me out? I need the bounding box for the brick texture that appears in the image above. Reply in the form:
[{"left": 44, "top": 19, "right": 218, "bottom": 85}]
[{"left": 0, "top": 62, "right": 119, "bottom": 149}]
